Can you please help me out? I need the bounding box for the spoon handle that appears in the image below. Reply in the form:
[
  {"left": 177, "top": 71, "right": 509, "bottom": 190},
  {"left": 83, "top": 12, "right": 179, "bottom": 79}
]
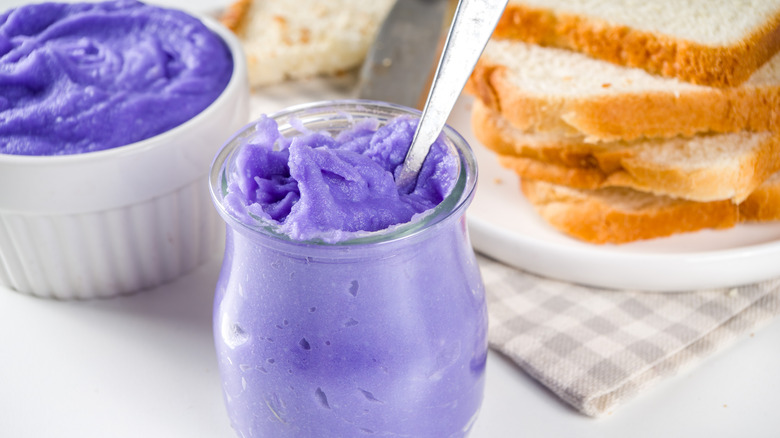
[{"left": 396, "top": 0, "right": 508, "bottom": 190}]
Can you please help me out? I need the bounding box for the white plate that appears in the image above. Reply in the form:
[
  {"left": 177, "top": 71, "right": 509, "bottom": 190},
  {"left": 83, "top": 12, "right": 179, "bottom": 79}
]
[{"left": 449, "top": 96, "right": 780, "bottom": 292}]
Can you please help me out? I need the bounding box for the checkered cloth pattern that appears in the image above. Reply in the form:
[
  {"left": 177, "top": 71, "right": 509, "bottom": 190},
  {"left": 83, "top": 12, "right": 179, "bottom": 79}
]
[{"left": 479, "top": 254, "right": 780, "bottom": 417}]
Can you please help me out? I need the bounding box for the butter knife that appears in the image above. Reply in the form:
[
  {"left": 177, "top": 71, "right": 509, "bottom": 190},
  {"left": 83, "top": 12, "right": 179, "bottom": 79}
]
[{"left": 356, "top": 0, "right": 449, "bottom": 109}]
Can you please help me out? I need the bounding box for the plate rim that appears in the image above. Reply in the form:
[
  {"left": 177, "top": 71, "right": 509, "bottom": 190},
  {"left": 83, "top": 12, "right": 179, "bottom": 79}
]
[{"left": 467, "top": 214, "right": 780, "bottom": 292}]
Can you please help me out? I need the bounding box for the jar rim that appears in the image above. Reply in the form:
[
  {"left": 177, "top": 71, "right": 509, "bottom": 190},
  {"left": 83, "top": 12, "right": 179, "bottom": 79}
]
[{"left": 209, "top": 99, "right": 478, "bottom": 248}]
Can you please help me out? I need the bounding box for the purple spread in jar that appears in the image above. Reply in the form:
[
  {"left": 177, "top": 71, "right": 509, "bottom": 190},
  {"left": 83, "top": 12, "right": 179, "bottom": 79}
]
[
  {"left": 223, "top": 115, "right": 459, "bottom": 242},
  {"left": 211, "top": 103, "right": 486, "bottom": 438},
  {"left": 0, "top": 0, "right": 233, "bottom": 156}
]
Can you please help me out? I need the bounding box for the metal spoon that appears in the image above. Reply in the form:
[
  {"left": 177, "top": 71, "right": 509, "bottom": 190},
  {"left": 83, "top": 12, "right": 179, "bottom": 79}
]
[{"left": 395, "top": 0, "right": 509, "bottom": 190}]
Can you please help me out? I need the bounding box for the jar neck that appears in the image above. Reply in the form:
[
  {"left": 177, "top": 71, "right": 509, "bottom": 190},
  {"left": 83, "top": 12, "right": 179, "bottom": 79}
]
[{"left": 221, "top": 192, "right": 473, "bottom": 261}]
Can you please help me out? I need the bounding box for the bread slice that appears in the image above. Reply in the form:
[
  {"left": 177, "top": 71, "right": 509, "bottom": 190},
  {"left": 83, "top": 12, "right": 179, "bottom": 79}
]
[
  {"left": 472, "top": 99, "right": 780, "bottom": 203},
  {"left": 520, "top": 172, "right": 780, "bottom": 244},
  {"left": 221, "top": 0, "right": 394, "bottom": 87},
  {"left": 740, "top": 171, "right": 780, "bottom": 221},
  {"left": 493, "top": 0, "right": 780, "bottom": 87},
  {"left": 467, "top": 39, "right": 780, "bottom": 142}
]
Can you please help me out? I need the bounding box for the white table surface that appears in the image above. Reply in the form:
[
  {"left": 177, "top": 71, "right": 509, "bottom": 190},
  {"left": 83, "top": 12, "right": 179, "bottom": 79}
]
[
  {"left": 2, "top": 0, "right": 779, "bottom": 436},
  {"left": 2, "top": 253, "right": 779, "bottom": 438}
]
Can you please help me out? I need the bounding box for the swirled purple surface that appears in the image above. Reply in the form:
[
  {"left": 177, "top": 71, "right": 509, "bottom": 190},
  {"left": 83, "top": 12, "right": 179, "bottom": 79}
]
[
  {"left": 0, "top": 0, "right": 232, "bottom": 155},
  {"left": 223, "top": 115, "right": 459, "bottom": 242}
]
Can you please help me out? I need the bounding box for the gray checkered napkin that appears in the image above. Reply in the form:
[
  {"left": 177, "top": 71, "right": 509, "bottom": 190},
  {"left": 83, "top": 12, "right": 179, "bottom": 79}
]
[{"left": 478, "top": 254, "right": 780, "bottom": 416}]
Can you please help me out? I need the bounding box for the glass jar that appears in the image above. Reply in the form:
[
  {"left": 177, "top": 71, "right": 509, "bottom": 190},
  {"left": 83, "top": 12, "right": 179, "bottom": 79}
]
[{"left": 209, "top": 100, "right": 487, "bottom": 438}]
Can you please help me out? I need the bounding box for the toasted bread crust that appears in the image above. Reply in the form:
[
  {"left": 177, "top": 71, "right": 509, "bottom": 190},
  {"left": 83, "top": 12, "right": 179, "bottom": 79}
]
[
  {"left": 220, "top": 0, "right": 252, "bottom": 35},
  {"left": 467, "top": 55, "right": 780, "bottom": 142},
  {"left": 739, "top": 174, "right": 780, "bottom": 221},
  {"left": 497, "top": 140, "right": 780, "bottom": 203},
  {"left": 494, "top": 2, "right": 780, "bottom": 88},
  {"left": 520, "top": 179, "right": 740, "bottom": 244},
  {"left": 472, "top": 100, "right": 780, "bottom": 203}
]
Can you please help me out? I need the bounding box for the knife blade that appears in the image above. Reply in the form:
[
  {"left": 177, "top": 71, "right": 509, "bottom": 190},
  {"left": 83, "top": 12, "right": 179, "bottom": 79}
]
[{"left": 357, "top": 0, "right": 449, "bottom": 109}]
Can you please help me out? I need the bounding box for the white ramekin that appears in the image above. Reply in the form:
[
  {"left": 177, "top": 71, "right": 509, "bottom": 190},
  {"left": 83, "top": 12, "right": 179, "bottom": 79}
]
[{"left": 0, "top": 16, "right": 249, "bottom": 299}]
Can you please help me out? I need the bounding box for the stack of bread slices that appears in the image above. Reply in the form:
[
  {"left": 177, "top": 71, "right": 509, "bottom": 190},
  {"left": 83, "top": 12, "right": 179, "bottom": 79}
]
[{"left": 467, "top": 0, "right": 780, "bottom": 244}]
